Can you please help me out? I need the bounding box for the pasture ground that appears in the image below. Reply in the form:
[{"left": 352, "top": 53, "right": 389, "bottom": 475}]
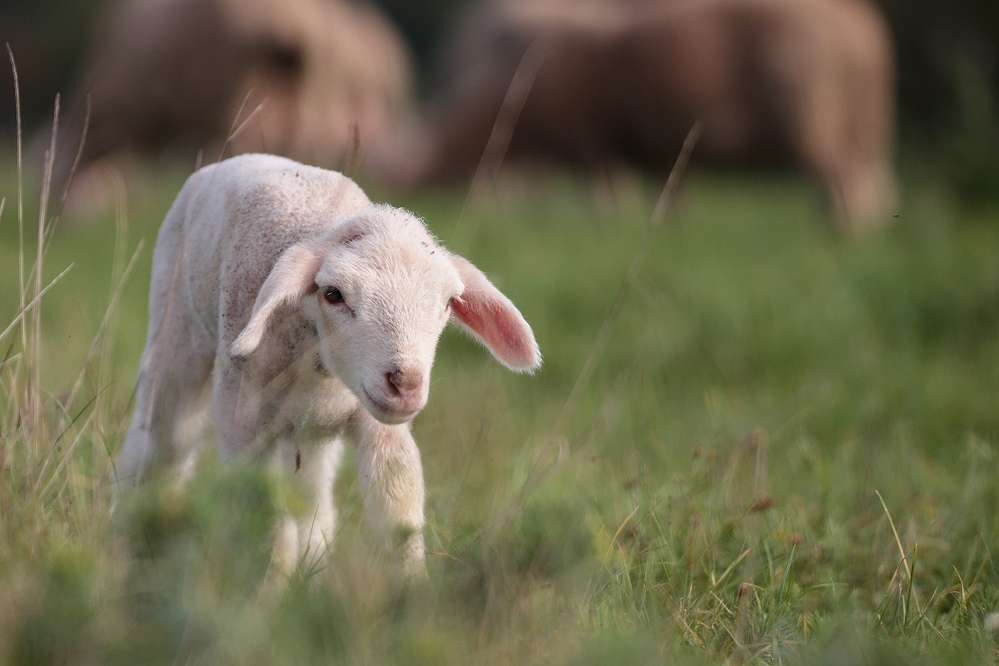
[{"left": 2, "top": 155, "right": 999, "bottom": 664}]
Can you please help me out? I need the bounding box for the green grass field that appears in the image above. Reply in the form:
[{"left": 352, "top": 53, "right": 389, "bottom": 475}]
[{"left": 2, "top": 155, "right": 999, "bottom": 664}]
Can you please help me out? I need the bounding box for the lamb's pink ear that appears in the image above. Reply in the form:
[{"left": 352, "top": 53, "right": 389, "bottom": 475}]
[
  {"left": 447, "top": 253, "right": 541, "bottom": 372},
  {"left": 230, "top": 242, "right": 322, "bottom": 358}
]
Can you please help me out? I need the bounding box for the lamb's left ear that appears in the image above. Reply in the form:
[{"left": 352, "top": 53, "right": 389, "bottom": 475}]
[
  {"left": 447, "top": 253, "right": 542, "bottom": 372},
  {"left": 230, "top": 242, "right": 323, "bottom": 358}
]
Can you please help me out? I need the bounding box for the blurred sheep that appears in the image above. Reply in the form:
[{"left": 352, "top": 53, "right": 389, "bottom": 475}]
[
  {"left": 50, "top": 0, "right": 413, "bottom": 202},
  {"left": 377, "top": 0, "right": 897, "bottom": 230}
]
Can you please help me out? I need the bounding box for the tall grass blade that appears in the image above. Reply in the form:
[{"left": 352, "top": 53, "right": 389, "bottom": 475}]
[
  {"left": 218, "top": 89, "right": 266, "bottom": 162},
  {"left": 6, "top": 45, "right": 27, "bottom": 443},
  {"left": 60, "top": 241, "right": 143, "bottom": 429},
  {"left": 0, "top": 264, "right": 73, "bottom": 347},
  {"left": 714, "top": 547, "right": 752, "bottom": 589},
  {"left": 777, "top": 545, "right": 795, "bottom": 604},
  {"left": 904, "top": 544, "right": 917, "bottom": 633},
  {"left": 605, "top": 505, "right": 640, "bottom": 559},
  {"left": 875, "top": 489, "right": 910, "bottom": 578},
  {"left": 56, "top": 93, "right": 91, "bottom": 216},
  {"left": 451, "top": 37, "right": 552, "bottom": 252}
]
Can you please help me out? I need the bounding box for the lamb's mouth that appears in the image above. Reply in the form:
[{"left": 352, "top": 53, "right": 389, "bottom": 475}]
[{"left": 362, "top": 388, "right": 418, "bottom": 423}]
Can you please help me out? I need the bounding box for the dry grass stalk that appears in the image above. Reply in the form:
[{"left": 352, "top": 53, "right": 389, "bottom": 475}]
[{"left": 450, "top": 37, "right": 553, "bottom": 253}]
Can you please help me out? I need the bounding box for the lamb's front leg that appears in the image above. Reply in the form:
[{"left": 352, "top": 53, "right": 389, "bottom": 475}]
[
  {"left": 270, "top": 438, "right": 344, "bottom": 577},
  {"left": 352, "top": 415, "right": 426, "bottom": 577}
]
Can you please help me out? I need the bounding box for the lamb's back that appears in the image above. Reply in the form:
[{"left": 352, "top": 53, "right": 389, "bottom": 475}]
[{"left": 157, "top": 154, "right": 371, "bottom": 350}]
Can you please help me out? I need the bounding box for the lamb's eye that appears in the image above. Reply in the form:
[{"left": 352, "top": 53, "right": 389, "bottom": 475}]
[{"left": 323, "top": 287, "right": 344, "bottom": 305}]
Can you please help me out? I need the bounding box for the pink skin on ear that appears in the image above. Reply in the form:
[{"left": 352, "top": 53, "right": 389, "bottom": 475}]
[{"left": 447, "top": 254, "right": 541, "bottom": 372}]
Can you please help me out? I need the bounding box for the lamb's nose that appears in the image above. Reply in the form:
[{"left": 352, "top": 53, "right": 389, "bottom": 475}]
[{"left": 386, "top": 369, "right": 424, "bottom": 407}]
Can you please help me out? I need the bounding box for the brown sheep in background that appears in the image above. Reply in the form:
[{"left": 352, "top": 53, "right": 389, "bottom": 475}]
[
  {"left": 377, "top": 0, "right": 897, "bottom": 230},
  {"left": 50, "top": 0, "right": 413, "bottom": 203}
]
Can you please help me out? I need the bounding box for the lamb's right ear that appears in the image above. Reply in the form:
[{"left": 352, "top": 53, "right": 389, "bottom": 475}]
[
  {"left": 230, "top": 242, "right": 323, "bottom": 358},
  {"left": 447, "top": 253, "right": 542, "bottom": 372}
]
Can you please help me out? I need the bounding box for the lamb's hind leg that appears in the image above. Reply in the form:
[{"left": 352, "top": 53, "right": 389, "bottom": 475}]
[
  {"left": 113, "top": 189, "right": 214, "bottom": 497},
  {"left": 113, "top": 329, "right": 213, "bottom": 497}
]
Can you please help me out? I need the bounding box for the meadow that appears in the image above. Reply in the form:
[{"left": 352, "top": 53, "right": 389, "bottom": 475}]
[{"left": 2, "top": 149, "right": 999, "bottom": 664}]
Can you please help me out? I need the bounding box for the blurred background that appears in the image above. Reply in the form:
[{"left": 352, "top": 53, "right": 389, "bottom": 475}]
[
  {"left": 3, "top": 1, "right": 999, "bottom": 664},
  {"left": 1, "top": 1, "right": 997, "bottom": 147},
  {"left": 2, "top": 0, "right": 998, "bottom": 131},
  {"left": 0, "top": 0, "right": 997, "bottom": 206}
]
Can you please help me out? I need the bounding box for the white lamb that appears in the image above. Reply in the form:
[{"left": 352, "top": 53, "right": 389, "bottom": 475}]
[{"left": 114, "top": 153, "right": 541, "bottom": 576}]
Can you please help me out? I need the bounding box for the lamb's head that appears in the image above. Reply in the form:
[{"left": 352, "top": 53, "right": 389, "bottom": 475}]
[{"left": 230, "top": 204, "right": 541, "bottom": 425}]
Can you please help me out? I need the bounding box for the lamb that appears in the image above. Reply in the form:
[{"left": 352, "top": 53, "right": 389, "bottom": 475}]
[{"left": 113, "top": 153, "right": 541, "bottom": 576}]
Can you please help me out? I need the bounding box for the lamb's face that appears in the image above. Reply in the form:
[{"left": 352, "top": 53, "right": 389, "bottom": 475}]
[
  {"left": 303, "top": 216, "right": 464, "bottom": 425},
  {"left": 231, "top": 204, "right": 539, "bottom": 425}
]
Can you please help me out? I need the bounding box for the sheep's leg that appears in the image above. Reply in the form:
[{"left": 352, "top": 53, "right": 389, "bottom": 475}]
[
  {"left": 115, "top": 359, "right": 159, "bottom": 494},
  {"left": 352, "top": 418, "right": 426, "bottom": 577},
  {"left": 114, "top": 193, "right": 215, "bottom": 497},
  {"left": 269, "top": 437, "right": 344, "bottom": 577},
  {"left": 114, "top": 329, "right": 213, "bottom": 497}
]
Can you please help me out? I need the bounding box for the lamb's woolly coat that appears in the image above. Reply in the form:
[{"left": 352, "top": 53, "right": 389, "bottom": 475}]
[{"left": 116, "top": 154, "right": 540, "bottom": 575}]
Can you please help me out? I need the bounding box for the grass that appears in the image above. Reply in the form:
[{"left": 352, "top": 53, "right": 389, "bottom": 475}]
[{"left": 2, "top": 149, "right": 999, "bottom": 664}]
